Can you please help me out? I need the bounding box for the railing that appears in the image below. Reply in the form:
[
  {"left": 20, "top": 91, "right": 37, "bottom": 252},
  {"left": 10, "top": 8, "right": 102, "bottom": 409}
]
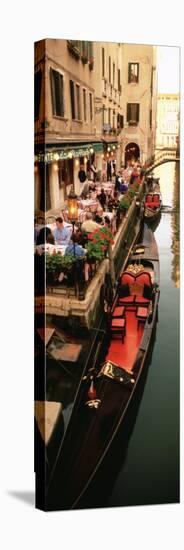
[
  {"left": 154, "top": 150, "right": 177, "bottom": 163},
  {"left": 145, "top": 149, "right": 179, "bottom": 173}
]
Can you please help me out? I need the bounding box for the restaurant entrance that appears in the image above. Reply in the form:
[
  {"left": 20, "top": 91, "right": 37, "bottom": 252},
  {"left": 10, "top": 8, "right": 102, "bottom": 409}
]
[{"left": 125, "top": 142, "right": 140, "bottom": 165}]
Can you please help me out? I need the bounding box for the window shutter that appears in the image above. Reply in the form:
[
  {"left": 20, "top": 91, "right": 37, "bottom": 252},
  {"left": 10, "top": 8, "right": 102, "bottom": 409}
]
[
  {"left": 128, "top": 63, "right": 131, "bottom": 83},
  {"left": 70, "top": 79, "right": 75, "bottom": 119},
  {"left": 34, "top": 70, "right": 42, "bottom": 119},
  {"left": 127, "top": 103, "right": 131, "bottom": 121},
  {"left": 50, "top": 69, "right": 64, "bottom": 117},
  {"left": 50, "top": 68, "right": 55, "bottom": 115},
  {"left": 136, "top": 103, "right": 140, "bottom": 122}
]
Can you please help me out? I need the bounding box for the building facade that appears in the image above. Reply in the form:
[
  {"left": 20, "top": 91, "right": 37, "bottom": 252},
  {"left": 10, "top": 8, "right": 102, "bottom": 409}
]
[
  {"left": 35, "top": 39, "right": 101, "bottom": 212},
  {"left": 156, "top": 93, "right": 179, "bottom": 149},
  {"left": 120, "top": 44, "right": 157, "bottom": 166},
  {"left": 34, "top": 40, "right": 157, "bottom": 213},
  {"left": 93, "top": 42, "right": 124, "bottom": 178}
]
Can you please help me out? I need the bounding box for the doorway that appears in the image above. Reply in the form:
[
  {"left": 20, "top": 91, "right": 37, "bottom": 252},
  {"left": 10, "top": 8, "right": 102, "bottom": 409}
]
[{"left": 125, "top": 142, "right": 140, "bottom": 166}]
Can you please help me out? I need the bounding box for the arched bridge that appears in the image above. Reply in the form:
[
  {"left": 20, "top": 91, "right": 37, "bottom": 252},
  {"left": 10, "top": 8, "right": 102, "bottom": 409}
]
[{"left": 145, "top": 150, "right": 180, "bottom": 174}]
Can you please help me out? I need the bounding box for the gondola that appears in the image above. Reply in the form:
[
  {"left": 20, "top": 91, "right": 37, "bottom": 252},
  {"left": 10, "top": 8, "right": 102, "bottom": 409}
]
[
  {"left": 143, "top": 182, "right": 162, "bottom": 223},
  {"left": 44, "top": 224, "right": 160, "bottom": 511}
]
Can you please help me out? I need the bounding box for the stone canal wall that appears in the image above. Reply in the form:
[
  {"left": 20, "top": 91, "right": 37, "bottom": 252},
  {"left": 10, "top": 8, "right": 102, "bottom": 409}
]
[{"left": 35, "top": 185, "right": 144, "bottom": 328}]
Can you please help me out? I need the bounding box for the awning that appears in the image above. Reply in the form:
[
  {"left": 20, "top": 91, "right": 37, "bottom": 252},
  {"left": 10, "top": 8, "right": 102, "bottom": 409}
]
[
  {"left": 102, "top": 139, "right": 118, "bottom": 145},
  {"left": 35, "top": 142, "right": 103, "bottom": 163}
]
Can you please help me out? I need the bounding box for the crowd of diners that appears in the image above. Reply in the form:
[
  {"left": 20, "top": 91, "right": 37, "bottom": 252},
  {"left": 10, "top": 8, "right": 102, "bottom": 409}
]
[{"left": 35, "top": 159, "right": 144, "bottom": 286}]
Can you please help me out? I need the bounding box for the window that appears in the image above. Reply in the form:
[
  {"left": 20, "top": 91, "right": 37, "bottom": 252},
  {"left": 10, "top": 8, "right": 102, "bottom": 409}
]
[
  {"left": 102, "top": 104, "right": 105, "bottom": 126},
  {"left": 102, "top": 47, "right": 105, "bottom": 77},
  {"left": 76, "top": 84, "right": 81, "bottom": 120},
  {"left": 112, "top": 109, "right": 115, "bottom": 128},
  {"left": 89, "top": 93, "right": 93, "bottom": 121},
  {"left": 70, "top": 80, "right": 75, "bottom": 119},
  {"left": 118, "top": 69, "right": 121, "bottom": 92},
  {"left": 113, "top": 63, "right": 115, "bottom": 86},
  {"left": 127, "top": 103, "right": 140, "bottom": 125},
  {"left": 117, "top": 113, "right": 124, "bottom": 129},
  {"left": 83, "top": 89, "right": 87, "bottom": 121},
  {"left": 108, "top": 108, "right": 111, "bottom": 125},
  {"left": 109, "top": 56, "right": 111, "bottom": 83},
  {"left": 50, "top": 68, "right": 64, "bottom": 117},
  {"left": 128, "top": 63, "right": 139, "bottom": 83},
  {"left": 34, "top": 70, "right": 42, "bottom": 119}
]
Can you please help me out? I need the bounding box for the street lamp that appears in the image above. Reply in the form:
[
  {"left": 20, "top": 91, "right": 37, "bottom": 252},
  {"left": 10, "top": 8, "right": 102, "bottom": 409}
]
[
  {"left": 67, "top": 188, "right": 78, "bottom": 222},
  {"left": 67, "top": 188, "right": 78, "bottom": 258},
  {"left": 67, "top": 187, "right": 79, "bottom": 296}
]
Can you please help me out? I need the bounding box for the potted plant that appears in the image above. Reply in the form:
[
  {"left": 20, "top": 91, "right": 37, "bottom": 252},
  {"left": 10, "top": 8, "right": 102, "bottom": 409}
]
[
  {"left": 89, "top": 56, "right": 94, "bottom": 70},
  {"left": 127, "top": 187, "right": 136, "bottom": 201},
  {"left": 118, "top": 195, "right": 131, "bottom": 219},
  {"left": 81, "top": 51, "right": 88, "bottom": 64},
  {"left": 45, "top": 252, "right": 76, "bottom": 285},
  {"left": 87, "top": 227, "right": 114, "bottom": 263}
]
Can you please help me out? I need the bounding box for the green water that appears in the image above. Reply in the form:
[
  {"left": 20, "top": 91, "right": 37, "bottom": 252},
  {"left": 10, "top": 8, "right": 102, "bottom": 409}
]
[
  {"left": 79, "top": 161, "right": 180, "bottom": 509},
  {"left": 108, "top": 162, "right": 180, "bottom": 507}
]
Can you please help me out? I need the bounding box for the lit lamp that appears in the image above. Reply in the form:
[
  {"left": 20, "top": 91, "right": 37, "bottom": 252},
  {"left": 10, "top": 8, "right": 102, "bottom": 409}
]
[
  {"left": 68, "top": 188, "right": 78, "bottom": 222},
  {"left": 67, "top": 188, "right": 78, "bottom": 257}
]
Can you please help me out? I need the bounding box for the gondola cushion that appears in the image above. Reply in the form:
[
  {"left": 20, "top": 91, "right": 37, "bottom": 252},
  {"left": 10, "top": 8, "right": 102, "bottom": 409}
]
[
  {"left": 112, "top": 306, "right": 125, "bottom": 317},
  {"left": 120, "top": 272, "right": 135, "bottom": 285},
  {"left": 118, "top": 283, "right": 130, "bottom": 297},
  {"left": 111, "top": 318, "right": 125, "bottom": 327},
  {"left": 136, "top": 307, "right": 148, "bottom": 318},
  {"left": 135, "top": 296, "right": 150, "bottom": 304},
  {"left": 145, "top": 201, "right": 158, "bottom": 208},
  {"left": 136, "top": 271, "right": 152, "bottom": 287}
]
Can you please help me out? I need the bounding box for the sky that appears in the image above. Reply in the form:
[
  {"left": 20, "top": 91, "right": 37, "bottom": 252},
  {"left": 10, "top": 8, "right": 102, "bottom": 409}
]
[{"left": 157, "top": 46, "right": 180, "bottom": 93}]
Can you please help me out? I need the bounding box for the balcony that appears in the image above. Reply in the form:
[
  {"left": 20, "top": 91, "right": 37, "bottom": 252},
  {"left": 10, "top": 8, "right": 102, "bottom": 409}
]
[
  {"left": 67, "top": 40, "right": 80, "bottom": 59},
  {"left": 102, "top": 79, "right": 107, "bottom": 97}
]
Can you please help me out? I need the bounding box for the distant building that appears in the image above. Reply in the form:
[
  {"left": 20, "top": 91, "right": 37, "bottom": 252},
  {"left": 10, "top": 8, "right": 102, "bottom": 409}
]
[
  {"left": 93, "top": 42, "right": 157, "bottom": 172},
  {"left": 156, "top": 94, "right": 179, "bottom": 149},
  {"left": 120, "top": 44, "right": 157, "bottom": 166}
]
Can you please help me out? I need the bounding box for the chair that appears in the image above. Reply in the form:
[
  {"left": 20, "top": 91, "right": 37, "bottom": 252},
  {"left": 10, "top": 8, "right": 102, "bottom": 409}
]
[
  {"left": 136, "top": 306, "right": 148, "bottom": 328},
  {"left": 111, "top": 317, "right": 126, "bottom": 342}
]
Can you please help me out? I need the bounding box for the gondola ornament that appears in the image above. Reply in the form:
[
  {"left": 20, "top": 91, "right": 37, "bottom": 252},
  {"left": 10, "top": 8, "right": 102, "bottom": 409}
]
[{"left": 85, "top": 379, "right": 101, "bottom": 409}]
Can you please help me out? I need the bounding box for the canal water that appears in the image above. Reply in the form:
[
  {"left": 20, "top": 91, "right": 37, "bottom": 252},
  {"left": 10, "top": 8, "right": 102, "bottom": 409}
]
[{"left": 78, "top": 161, "right": 180, "bottom": 509}]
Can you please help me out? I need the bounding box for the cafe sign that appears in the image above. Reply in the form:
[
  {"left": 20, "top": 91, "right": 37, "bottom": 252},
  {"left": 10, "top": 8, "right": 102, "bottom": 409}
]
[{"left": 35, "top": 143, "right": 103, "bottom": 163}]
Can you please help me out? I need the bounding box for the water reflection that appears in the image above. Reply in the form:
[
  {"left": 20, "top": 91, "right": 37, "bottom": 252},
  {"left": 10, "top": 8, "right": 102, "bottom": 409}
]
[
  {"left": 171, "top": 163, "right": 180, "bottom": 287},
  {"left": 154, "top": 161, "right": 180, "bottom": 288}
]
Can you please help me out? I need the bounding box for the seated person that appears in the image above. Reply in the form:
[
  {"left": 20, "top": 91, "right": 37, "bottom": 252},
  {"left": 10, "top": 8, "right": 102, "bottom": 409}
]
[
  {"left": 46, "top": 232, "right": 55, "bottom": 244},
  {"left": 81, "top": 212, "right": 100, "bottom": 233},
  {"left": 94, "top": 207, "right": 104, "bottom": 225},
  {"left": 104, "top": 215, "right": 111, "bottom": 228},
  {"left": 58, "top": 234, "right": 90, "bottom": 283},
  {"left": 53, "top": 217, "right": 71, "bottom": 245},
  {"left": 65, "top": 233, "right": 87, "bottom": 258},
  {"left": 36, "top": 226, "right": 53, "bottom": 245}
]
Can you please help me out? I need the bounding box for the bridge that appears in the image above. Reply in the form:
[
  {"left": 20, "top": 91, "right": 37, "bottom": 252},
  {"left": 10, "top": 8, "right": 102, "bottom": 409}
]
[{"left": 145, "top": 149, "right": 180, "bottom": 174}]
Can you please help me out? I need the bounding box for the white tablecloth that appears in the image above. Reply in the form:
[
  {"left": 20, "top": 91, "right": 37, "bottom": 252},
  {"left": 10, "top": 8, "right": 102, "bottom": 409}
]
[{"left": 35, "top": 244, "right": 67, "bottom": 255}]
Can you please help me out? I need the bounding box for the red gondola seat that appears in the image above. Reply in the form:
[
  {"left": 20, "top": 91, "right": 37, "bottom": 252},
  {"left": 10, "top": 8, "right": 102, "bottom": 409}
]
[
  {"left": 136, "top": 271, "right": 152, "bottom": 287},
  {"left": 136, "top": 306, "right": 148, "bottom": 328},
  {"left": 111, "top": 317, "right": 126, "bottom": 342},
  {"left": 146, "top": 194, "right": 152, "bottom": 203},
  {"left": 112, "top": 305, "right": 125, "bottom": 318}
]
